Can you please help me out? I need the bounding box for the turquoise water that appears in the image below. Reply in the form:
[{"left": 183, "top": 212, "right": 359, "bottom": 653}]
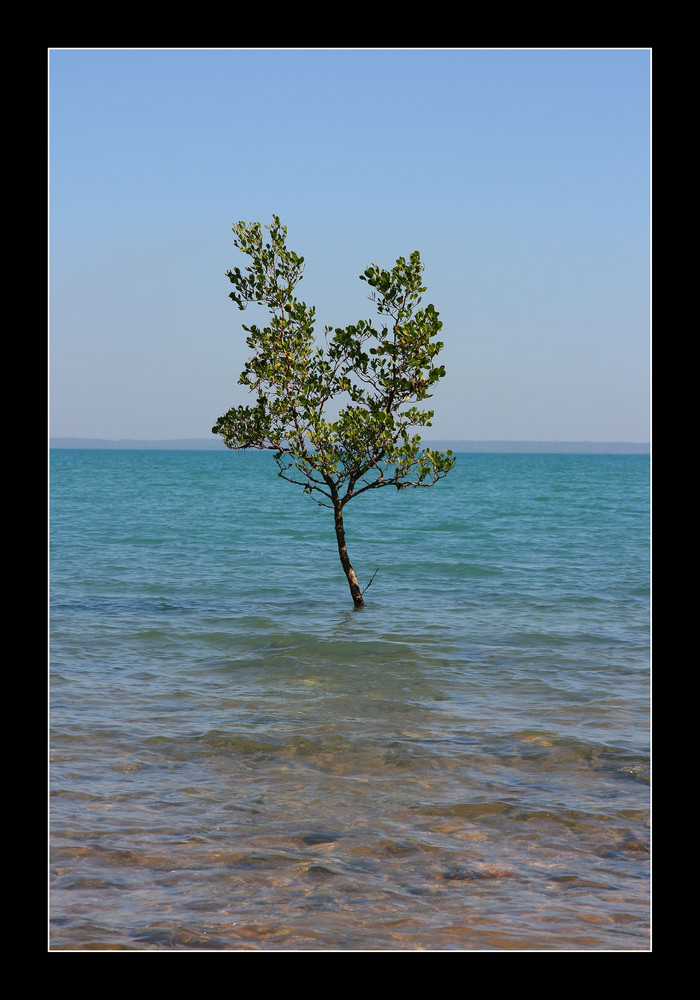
[{"left": 49, "top": 449, "right": 650, "bottom": 950}]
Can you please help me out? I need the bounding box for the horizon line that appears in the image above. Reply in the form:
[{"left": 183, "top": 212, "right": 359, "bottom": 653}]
[{"left": 50, "top": 436, "right": 650, "bottom": 453}]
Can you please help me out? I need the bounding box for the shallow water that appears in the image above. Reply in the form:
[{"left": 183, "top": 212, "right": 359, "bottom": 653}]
[{"left": 50, "top": 449, "right": 650, "bottom": 950}]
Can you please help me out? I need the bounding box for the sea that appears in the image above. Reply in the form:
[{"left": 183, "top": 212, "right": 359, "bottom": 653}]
[{"left": 49, "top": 447, "right": 651, "bottom": 951}]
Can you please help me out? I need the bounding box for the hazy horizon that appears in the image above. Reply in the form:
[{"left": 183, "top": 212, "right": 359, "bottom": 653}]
[{"left": 50, "top": 436, "right": 650, "bottom": 454}]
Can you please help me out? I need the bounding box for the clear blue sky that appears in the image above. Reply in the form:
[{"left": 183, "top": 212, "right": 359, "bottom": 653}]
[{"left": 49, "top": 48, "right": 650, "bottom": 442}]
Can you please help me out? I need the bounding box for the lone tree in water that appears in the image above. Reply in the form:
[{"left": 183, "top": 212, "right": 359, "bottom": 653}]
[{"left": 213, "top": 216, "right": 455, "bottom": 607}]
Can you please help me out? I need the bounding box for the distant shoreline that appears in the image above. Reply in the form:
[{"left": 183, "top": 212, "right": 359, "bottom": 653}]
[{"left": 50, "top": 438, "right": 650, "bottom": 454}]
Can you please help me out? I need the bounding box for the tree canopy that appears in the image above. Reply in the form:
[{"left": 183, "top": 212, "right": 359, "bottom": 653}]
[{"left": 213, "top": 216, "right": 455, "bottom": 605}]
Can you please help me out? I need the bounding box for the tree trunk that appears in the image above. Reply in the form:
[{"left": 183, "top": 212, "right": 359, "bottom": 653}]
[{"left": 333, "top": 501, "right": 364, "bottom": 607}]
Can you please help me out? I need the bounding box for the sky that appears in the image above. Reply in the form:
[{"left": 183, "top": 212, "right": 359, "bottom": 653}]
[{"left": 49, "top": 47, "right": 651, "bottom": 443}]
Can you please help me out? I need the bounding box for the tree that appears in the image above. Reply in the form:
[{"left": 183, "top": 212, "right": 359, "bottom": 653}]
[{"left": 213, "top": 216, "right": 456, "bottom": 607}]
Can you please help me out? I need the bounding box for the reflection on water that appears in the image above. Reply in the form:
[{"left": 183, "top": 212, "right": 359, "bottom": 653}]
[{"left": 50, "top": 451, "right": 650, "bottom": 950}]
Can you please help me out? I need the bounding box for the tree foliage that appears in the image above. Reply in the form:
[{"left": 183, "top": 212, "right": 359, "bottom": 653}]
[{"left": 213, "top": 216, "right": 455, "bottom": 605}]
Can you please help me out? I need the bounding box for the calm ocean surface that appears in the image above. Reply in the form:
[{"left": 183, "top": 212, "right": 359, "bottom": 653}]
[{"left": 49, "top": 448, "right": 650, "bottom": 951}]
